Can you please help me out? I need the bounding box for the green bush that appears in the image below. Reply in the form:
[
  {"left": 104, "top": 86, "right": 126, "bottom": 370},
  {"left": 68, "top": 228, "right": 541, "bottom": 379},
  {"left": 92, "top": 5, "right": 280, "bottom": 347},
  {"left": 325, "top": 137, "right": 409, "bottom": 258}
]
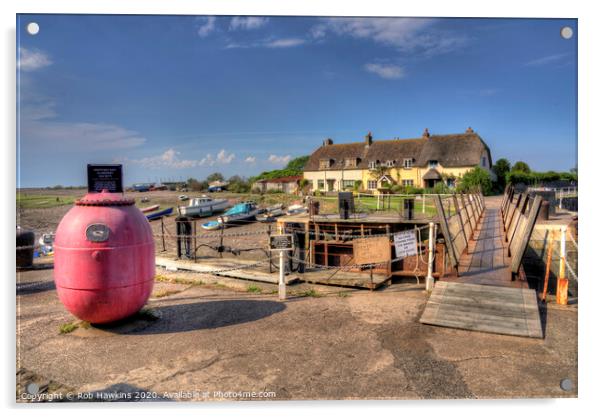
[{"left": 458, "top": 166, "right": 493, "bottom": 195}]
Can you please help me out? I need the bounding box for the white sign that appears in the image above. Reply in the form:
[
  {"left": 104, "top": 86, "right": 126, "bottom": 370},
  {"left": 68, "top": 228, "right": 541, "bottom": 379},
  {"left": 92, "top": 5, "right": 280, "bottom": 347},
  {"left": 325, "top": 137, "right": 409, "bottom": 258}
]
[{"left": 394, "top": 230, "right": 418, "bottom": 259}]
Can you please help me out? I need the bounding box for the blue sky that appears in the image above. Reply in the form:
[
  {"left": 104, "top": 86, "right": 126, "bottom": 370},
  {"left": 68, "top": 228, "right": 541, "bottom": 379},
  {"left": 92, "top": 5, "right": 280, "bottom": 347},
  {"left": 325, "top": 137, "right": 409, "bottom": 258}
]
[{"left": 17, "top": 15, "right": 577, "bottom": 187}]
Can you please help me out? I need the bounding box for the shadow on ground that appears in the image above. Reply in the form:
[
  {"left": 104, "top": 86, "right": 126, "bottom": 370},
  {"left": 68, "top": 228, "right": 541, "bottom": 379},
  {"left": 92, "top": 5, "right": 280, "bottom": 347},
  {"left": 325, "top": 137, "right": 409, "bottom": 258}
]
[
  {"left": 17, "top": 281, "right": 56, "bottom": 295},
  {"left": 95, "top": 299, "right": 286, "bottom": 335}
]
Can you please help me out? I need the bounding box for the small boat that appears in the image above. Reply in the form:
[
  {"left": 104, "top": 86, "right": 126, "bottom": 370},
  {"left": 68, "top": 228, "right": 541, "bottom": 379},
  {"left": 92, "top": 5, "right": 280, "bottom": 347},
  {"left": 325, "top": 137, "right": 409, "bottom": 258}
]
[
  {"left": 256, "top": 204, "right": 286, "bottom": 222},
  {"left": 146, "top": 207, "right": 173, "bottom": 221},
  {"left": 178, "top": 195, "right": 189, "bottom": 201},
  {"left": 217, "top": 202, "right": 260, "bottom": 225},
  {"left": 286, "top": 203, "right": 308, "bottom": 215},
  {"left": 179, "top": 195, "right": 230, "bottom": 217},
  {"left": 140, "top": 204, "right": 160, "bottom": 213},
  {"left": 200, "top": 220, "right": 223, "bottom": 231}
]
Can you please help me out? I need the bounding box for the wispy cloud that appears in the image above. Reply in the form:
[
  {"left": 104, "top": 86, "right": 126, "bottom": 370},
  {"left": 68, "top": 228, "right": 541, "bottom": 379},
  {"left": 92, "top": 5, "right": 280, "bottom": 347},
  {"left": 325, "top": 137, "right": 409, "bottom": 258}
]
[
  {"left": 23, "top": 121, "right": 146, "bottom": 151},
  {"left": 268, "top": 154, "right": 291, "bottom": 165},
  {"left": 197, "top": 16, "right": 216, "bottom": 38},
  {"left": 18, "top": 47, "right": 52, "bottom": 71},
  {"left": 364, "top": 63, "right": 405, "bottom": 79},
  {"left": 525, "top": 53, "right": 570, "bottom": 67},
  {"left": 121, "top": 148, "right": 236, "bottom": 169},
  {"left": 226, "top": 37, "right": 306, "bottom": 49},
  {"left": 229, "top": 16, "right": 269, "bottom": 31},
  {"left": 244, "top": 156, "right": 256, "bottom": 164},
  {"left": 312, "top": 18, "right": 466, "bottom": 57}
]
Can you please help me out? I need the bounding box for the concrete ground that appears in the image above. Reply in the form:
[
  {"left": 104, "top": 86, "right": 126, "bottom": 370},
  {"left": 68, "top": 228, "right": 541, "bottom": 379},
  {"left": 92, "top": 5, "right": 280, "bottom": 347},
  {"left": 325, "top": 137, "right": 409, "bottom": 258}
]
[{"left": 16, "top": 267, "right": 577, "bottom": 402}]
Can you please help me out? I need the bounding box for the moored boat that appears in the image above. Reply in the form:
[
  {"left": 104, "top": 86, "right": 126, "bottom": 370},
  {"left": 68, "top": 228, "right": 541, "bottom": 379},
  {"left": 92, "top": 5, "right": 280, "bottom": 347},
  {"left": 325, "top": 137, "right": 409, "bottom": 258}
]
[
  {"left": 217, "top": 201, "right": 260, "bottom": 225},
  {"left": 179, "top": 195, "right": 229, "bottom": 217},
  {"left": 146, "top": 207, "right": 173, "bottom": 221},
  {"left": 140, "top": 204, "right": 160, "bottom": 213},
  {"left": 200, "top": 220, "right": 223, "bottom": 231}
]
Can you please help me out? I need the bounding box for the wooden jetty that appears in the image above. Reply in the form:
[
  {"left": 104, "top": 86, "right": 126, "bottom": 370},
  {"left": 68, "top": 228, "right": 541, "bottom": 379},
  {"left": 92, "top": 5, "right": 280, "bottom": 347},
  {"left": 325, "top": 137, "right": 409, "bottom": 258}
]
[{"left": 421, "top": 188, "right": 544, "bottom": 338}]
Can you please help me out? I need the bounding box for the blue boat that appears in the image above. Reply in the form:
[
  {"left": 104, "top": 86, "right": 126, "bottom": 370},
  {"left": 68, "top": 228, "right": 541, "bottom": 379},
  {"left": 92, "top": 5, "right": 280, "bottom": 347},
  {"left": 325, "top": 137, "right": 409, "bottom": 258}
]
[
  {"left": 146, "top": 207, "right": 173, "bottom": 221},
  {"left": 200, "top": 220, "right": 223, "bottom": 231},
  {"left": 218, "top": 202, "right": 259, "bottom": 225}
]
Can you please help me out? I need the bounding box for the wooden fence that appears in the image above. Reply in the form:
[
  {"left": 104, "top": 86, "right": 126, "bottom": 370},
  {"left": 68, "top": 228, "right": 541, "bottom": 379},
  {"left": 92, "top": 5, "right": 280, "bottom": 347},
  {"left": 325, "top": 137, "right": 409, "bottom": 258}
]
[
  {"left": 435, "top": 190, "right": 485, "bottom": 274},
  {"left": 500, "top": 186, "right": 543, "bottom": 276}
]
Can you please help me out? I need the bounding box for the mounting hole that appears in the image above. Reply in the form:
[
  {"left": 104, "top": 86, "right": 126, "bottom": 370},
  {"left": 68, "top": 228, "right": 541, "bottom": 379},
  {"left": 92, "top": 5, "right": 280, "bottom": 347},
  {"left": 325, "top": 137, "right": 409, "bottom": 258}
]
[
  {"left": 560, "top": 26, "right": 573, "bottom": 40},
  {"left": 560, "top": 378, "right": 574, "bottom": 391},
  {"left": 26, "top": 22, "right": 40, "bottom": 35}
]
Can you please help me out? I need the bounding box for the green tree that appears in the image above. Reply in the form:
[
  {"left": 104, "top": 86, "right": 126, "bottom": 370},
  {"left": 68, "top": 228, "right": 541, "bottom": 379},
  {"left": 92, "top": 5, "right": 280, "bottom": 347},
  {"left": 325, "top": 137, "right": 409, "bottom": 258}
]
[
  {"left": 511, "top": 161, "right": 531, "bottom": 173},
  {"left": 457, "top": 166, "right": 493, "bottom": 195},
  {"left": 284, "top": 155, "right": 309, "bottom": 171},
  {"left": 206, "top": 172, "right": 224, "bottom": 183}
]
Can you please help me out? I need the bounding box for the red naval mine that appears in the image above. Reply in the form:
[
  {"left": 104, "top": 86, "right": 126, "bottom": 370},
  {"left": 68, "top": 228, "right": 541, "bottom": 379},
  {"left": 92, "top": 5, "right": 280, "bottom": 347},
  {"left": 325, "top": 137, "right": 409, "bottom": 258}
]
[{"left": 53, "top": 190, "right": 155, "bottom": 323}]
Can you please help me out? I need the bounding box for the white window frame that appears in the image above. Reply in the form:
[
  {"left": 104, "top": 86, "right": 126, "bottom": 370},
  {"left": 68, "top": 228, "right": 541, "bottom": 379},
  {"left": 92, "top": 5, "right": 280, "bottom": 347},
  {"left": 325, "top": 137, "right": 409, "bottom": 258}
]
[
  {"left": 367, "top": 180, "right": 377, "bottom": 190},
  {"left": 402, "top": 179, "right": 414, "bottom": 186},
  {"left": 385, "top": 160, "right": 395, "bottom": 168},
  {"left": 317, "top": 179, "right": 325, "bottom": 190},
  {"left": 403, "top": 158, "right": 413, "bottom": 169},
  {"left": 428, "top": 160, "right": 438, "bottom": 169},
  {"left": 368, "top": 161, "right": 377, "bottom": 170}
]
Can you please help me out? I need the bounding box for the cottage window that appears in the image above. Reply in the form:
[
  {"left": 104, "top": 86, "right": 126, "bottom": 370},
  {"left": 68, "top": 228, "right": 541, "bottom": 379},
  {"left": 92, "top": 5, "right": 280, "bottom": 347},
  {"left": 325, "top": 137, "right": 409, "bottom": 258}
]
[
  {"left": 385, "top": 160, "right": 395, "bottom": 168},
  {"left": 402, "top": 179, "right": 414, "bottom": 186},
  {"left": 317, "top": 180, "right": 325, "bottom": 190},
  {"left": 344, "top": 158, "right": 357, "bottom": 168},
  {"left": 319, "top": 159, "right": 332, "bottom": 169},
  {"left": 481, "top": 157, "right": 487, "bottom": 167},
  {"left": 447, "top": 178, "right": 455, "bottom": 188},
  {"left": 367, "top": 180, "right": 377, "bottom": 190},
  {"left": 342, "top": 180, "right": 355, "bottom": 190},
  {"left": 403, "top": 158, "right": 413, "bottom": 169},
  {"left": 368, "top": 161, "right": 377, "bottom": 170},
  {"left": 428, "top": 160, "right": 438, "bottom": 169}
]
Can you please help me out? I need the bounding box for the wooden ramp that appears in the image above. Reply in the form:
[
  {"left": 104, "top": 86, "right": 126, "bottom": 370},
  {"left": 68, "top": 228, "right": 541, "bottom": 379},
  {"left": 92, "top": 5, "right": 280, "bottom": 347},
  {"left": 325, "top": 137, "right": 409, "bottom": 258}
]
[
  {"left": 156, "top": 256, "right": 298, "bottom": 284},
  {"left": 298, "top": 269, "right": 390, "bottom": 290},
  {"left": 420, "top": 280, "right": 542, "bottom": 338}
]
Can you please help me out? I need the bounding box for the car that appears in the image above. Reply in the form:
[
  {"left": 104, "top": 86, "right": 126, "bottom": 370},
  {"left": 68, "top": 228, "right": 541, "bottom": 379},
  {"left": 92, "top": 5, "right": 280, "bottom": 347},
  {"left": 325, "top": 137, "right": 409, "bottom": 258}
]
[{"left": 178, "top": 195, "right": 189, "bottom": 201}]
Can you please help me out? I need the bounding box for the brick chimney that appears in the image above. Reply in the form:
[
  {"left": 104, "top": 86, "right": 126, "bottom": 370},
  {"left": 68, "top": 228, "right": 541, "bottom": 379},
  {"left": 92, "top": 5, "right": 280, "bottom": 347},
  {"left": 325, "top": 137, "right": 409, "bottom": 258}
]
[
  {"left": 365, "top": 131, "right": 373, "bottom": 147},
  {"left": 466, "top": 127, "right": 474, "bottom": 133},
  {"left": 422, "top": 128, "right": 430, "bottom": 139},
  {"left": 323, "top": 138, "right": 333, "bottom": 146}
]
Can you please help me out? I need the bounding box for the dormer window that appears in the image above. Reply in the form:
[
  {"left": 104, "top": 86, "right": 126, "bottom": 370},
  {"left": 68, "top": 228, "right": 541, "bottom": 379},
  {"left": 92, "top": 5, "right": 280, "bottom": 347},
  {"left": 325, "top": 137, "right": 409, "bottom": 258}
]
[
  {"left": 319, "top": 159, "right": 333, "bottom": 169},
  {"left": 368, "top": 161, "right": 377, "bottom": 170},
  {"left": 344, "top": 158, "right": 358, "bottom": 168},
  {"left": 428, "top": 160, "right": 438, "bottom": 169},
  {"left": 385, "top": 160, "right": 395, "bottom": 168},
  {"left": 403, "top": 158, "right": 413, "bottom": 169}
]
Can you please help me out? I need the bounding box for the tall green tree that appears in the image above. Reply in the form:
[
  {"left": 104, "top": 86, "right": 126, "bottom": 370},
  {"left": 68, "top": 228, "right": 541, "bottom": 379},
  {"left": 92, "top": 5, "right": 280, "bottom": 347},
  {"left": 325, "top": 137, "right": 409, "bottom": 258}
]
[
  {"left": 511, "top": 161, "right": 531, "bottom": 173},
  {"left": 206, "top": 172, "right": 224, "bottom": 182}
]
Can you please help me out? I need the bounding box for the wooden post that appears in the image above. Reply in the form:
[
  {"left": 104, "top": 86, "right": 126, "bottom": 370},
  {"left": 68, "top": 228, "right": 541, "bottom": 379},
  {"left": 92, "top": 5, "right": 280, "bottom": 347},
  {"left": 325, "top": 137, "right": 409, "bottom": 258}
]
[
  {"left": 193, "top": 220, "right": 198, "bottom": 262},
  {"left": 160, "top": 216, "right": 166, "bottom": 252},
  {"left": 268, "top": 225, "right": 273, "bottom": 273},
  {"left": 556, "top": 226, "right": 569, "bottom": 305},
  {"left": 510, "top": 195, "right": 543, "bottom": 275},
  {"left": 426, "top": 222, "right": 435, "bottom": 292},
  {"left": 541, "top": 230, "right": 556, "bottom": 302},
  {"left": 279, "top": 249, "right": 286, "bottom": 300}
]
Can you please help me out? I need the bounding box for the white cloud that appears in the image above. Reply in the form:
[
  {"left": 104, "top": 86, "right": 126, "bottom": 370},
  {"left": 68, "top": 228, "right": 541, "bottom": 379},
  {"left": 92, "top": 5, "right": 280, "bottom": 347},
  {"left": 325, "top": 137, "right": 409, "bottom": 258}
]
[
  {"left": 23, "top": 121, "right": 146, "bottom": 150},
  {"left": 313, "top": 18, "right": 466, "bottom": 56},
  {"left": 244, "top": 156, "right": 256, "bottom": 164},
  {"left": 216, "top": 149, "right": 235, "bottom": 164},
  {"left": 197, "top": 16, "right": 216, "bottom": 37},
  {"left": 18, "top": 47, "right": 52, "bottom": 71},
  {"left": 225, "top": 37, "right": 306, "bottom": 49},
  {"left": 265, "top": 38, "right": 306, "bottom": 48},
  {"left": 122, "top": 148, "right": 237, "bottom": 170},
  {"left": 268, "top": 154, "right": 291, "bottom": 165},
  {"left": 525, "top": 53, "right": 570, "bottom": 67},
  {"left": 229, "top": 16, "right": 269, "bottom": 31},
  {"left": 364, "top": 63, "right": 405, "bottom": 80}
]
